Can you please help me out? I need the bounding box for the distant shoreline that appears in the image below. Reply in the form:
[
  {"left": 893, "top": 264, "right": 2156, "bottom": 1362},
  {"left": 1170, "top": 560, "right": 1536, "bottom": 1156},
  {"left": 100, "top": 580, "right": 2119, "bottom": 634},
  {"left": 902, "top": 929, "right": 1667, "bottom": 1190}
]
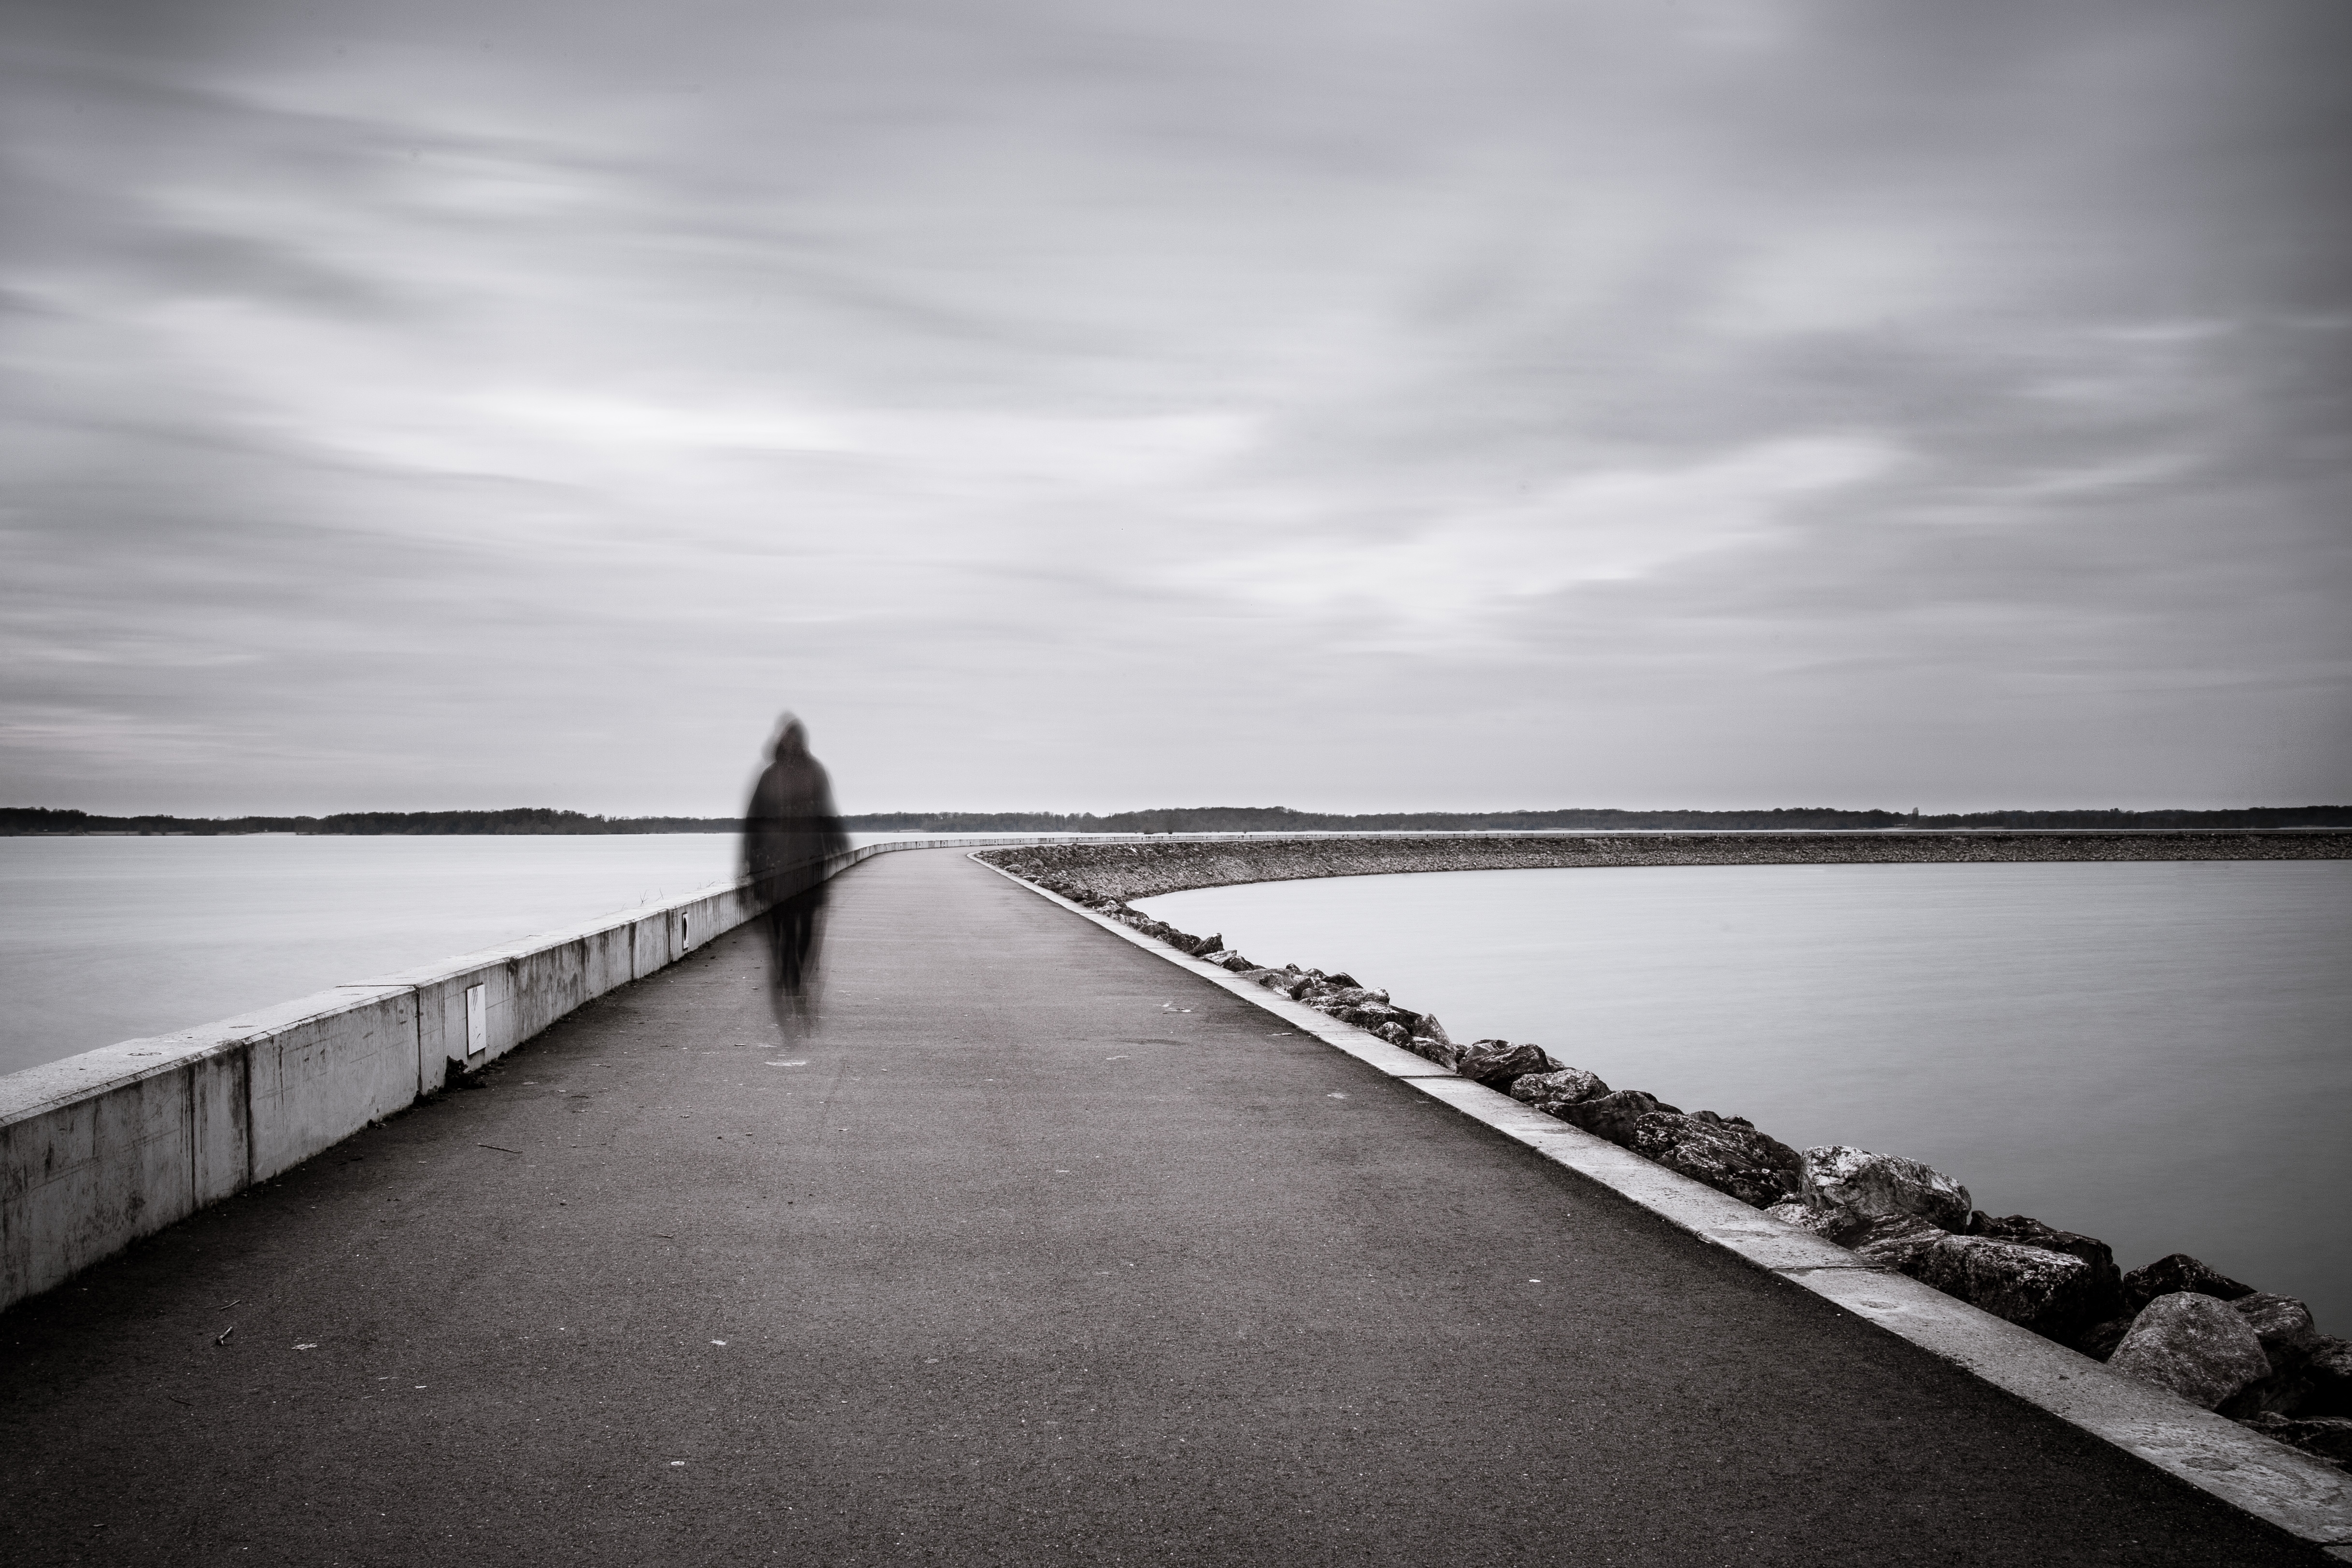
[{"left": 7, "top": 804, "right": 2349, "bottom": 837}]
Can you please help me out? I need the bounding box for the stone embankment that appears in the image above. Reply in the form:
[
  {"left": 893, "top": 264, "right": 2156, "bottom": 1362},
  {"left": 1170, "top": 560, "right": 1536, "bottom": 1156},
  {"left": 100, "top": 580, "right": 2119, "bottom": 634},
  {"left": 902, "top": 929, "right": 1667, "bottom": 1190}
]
[
  {"left": 978, "top": 833, "right": 2352, "bottom": 1475},
  {"left": 991, "top": 829, "right": 2349, "bottom": 904}
]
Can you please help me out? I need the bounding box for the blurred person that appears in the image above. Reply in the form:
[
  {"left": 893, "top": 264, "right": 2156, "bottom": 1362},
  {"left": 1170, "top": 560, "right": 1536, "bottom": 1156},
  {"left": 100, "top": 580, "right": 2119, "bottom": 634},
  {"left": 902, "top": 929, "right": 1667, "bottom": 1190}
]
[{"left": 742, "top": 713, "right": 847, "bottom": 1026}]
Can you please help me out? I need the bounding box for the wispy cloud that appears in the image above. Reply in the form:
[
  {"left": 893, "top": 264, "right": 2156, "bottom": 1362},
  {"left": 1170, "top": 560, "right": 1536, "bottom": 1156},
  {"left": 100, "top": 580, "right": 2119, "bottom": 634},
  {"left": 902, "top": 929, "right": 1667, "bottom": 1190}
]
[{"left": 1, "top": 0, "right": 2345, "bottom": 812}]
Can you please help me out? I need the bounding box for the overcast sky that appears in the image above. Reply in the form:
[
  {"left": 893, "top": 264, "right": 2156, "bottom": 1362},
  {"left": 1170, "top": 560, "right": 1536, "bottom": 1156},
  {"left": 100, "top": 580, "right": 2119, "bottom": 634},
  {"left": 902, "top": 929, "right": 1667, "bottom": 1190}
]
[{"left": 4, "top": 0, "right": 2347, "bottom": 816}]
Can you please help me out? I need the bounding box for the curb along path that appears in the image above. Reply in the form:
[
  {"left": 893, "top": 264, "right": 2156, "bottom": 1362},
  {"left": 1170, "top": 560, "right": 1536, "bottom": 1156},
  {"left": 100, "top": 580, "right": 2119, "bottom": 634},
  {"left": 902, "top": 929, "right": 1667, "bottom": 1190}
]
[{"left": 0, "top": 848, "right": 2338, "bottom": 1565}]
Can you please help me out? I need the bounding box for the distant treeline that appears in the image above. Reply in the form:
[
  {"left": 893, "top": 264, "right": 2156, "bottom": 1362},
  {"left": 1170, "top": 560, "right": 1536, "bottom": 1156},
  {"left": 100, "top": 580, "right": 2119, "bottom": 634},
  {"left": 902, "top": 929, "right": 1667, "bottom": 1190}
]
[{"left": 7, "top": 803, "right": 2350, "bottom": 837}]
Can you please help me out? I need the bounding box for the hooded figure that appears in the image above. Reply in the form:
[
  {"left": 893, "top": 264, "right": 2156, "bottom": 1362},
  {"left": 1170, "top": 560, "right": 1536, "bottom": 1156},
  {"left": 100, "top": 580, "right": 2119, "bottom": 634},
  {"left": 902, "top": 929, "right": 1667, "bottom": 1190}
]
[{"left": 742, "top": 714, "right": 847, "bottom": 1017}]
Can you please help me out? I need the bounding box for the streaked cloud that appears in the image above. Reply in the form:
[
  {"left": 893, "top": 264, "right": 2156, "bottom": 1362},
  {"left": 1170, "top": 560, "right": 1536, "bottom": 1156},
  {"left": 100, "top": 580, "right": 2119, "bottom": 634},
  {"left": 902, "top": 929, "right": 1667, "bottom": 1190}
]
[{"left": 1, "top": 0, "right": 2345, "bottom": 813}]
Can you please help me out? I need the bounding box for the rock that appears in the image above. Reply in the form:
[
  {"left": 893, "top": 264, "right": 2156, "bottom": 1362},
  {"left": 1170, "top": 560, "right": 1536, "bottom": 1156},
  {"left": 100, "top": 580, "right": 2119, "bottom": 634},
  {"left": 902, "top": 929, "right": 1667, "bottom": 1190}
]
[
  {"left": 1967, "top": 1213, "right": 2124, "bottom": 1322},
  {"left": 1451, "top": 1039, "right": 1561, "bottom": 1091},
  {"left": 1408, "top": 1035, "right": 1462, "bottom": 1069},
  {"left": 1509, "top": 1068, "right": 1610, "bottom": 1113},
  {"left": 1845, "top": 1211, "right": 1952, "bottom": 1265},
  {"left": 1196, "top": 932, "right": 1223, "bottom": 955},
  {"left": 2120, "top": 1253, "right": 2255, "bottom": 1314},
  {"left": 1763, "top": 1201, "right": 1846, "bottom": 1238},
  {"left": 2072, "top": 1316, "right": 2136, "bottom": 1362},
  {"left": 1925, "top": 1238, "right": 2099, "bottom": 1339},
  {"left": 1324, "top": 972, "right": 1360, "bottom": 988},
  {"left": 2305, "top": 1337, "right": 2352, "bottom": 1418},
  {"left": 2224, "top": 1370, "right": 2315, "bottom": 1420},
  {"left": 1839, "top": 1215, "right": 2102, "bottom": 1337},
  {"left": 2218, "top": 1297, "right": 2327, "bottom": 1417},
  {"left": 1799, "top": 1146, "right": 1971, "bottom": 1232},
  {"left": 2237, "top": 1413, "right": 2352, "bottom": 1467},
  {"left": 1553, "top": 1089, "right": 1667, "bottom": 1147},
  {"left": 2108, "top": 1293, "right": 2272, "bottom": 1410},
  {"left": 1627, "top": 1112, "right": 1801, "bottom": 1209},
  {"left": 1374, "top": 1022, "right": 1412, "bottom": 1048},
  {"left": 1415, "top": 1015, "right": 1453, "bottom": 1047},
  {"left": 2230, "top": 1294, "right": 2320, "bottom": 1369},
  {"left": 1332, "top": 1003, "right": 1422, "bottom": 1035}
]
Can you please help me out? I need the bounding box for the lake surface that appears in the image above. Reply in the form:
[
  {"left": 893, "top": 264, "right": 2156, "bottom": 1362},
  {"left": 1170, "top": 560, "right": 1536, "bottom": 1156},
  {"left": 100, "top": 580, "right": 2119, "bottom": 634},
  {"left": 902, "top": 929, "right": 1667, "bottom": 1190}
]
[
  {"left": 0, "top": 832, "right": 1031, "bottom": 1078},
  {"left": 1135, "top": 860, "right": 2352, "bottom": 1328}
]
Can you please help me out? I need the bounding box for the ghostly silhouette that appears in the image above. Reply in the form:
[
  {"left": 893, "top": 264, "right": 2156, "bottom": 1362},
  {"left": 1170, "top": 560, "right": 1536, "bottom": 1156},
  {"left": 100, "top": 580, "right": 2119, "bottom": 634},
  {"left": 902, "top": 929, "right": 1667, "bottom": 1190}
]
[{"left": 742, "top": 714, "right": 847, "bottom": 1025}]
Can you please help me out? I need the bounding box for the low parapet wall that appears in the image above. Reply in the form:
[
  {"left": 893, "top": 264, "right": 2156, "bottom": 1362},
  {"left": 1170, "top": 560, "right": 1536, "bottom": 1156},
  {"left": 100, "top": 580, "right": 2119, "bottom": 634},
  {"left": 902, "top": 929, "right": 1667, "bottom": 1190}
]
[{"left": 0, "top": 835, "right": 1071, "bottom": 1312}]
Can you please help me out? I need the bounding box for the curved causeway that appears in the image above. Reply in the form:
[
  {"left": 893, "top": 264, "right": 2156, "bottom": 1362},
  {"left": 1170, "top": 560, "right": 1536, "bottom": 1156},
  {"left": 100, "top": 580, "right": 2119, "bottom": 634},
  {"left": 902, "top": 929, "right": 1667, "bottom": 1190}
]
[{"left": 3, "top": 845, "right": 2339, "bottom": 1564}]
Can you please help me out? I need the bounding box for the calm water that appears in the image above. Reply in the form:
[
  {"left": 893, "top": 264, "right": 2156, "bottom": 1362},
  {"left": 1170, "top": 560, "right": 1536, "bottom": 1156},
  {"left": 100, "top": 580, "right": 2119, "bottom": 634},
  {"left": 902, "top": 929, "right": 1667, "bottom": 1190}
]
[
  {"left": 0, "top": 832, "right": 1020, "bottom": 1077},
  {"left": 1136, "top": 861, "right": 2352, "bottom": 1327}
]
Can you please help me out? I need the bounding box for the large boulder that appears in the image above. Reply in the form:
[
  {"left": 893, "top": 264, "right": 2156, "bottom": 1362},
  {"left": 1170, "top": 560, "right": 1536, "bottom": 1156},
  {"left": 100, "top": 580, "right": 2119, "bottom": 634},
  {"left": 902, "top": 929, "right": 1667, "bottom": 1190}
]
[
  {"left": 1555, "top": 1088, "right": 1672, "bottom": 1147},
  {"left": 1408, "top": 1035, "right": 1463, "bottom": 1069},
  {"left": 2237, "top": 1413, "right": 2352, "bottom": 1466},
  {"left": 1840, "top": 1215, "right": 2102, "bottom": 1337},
  {"left": 1628, "top": 1112, "right": 1801, "bottom": 1209},
  {"left": 1510, "top": 1068, "right": 1610, "bottom": 1114},
  {"left": 2305, "top": 1337, "right": 2352, "bottom": 1418},
  {"left": 1845, "top": 1211, "right": 1953, "bottom": 1264},
  {"left": 2221, "top": 1295, "right": 2325, "bottom": 1417},
  {"left": 1967, "top": 1213, "right": 2124, "bottom": 1323},
  {"left": 1452, "top": 1039, "right": 1561, "bottom": 1091},
  {"left": 1763, "top": 1200, "right": 1846, "bottom": 1239},
  {"left": 1799, "top": 1146, "right": 1971, "bottom": 1232},
  {"left": 2072, "top": 1316, "right": 2136, "bottom": 1362},
  {"left": 1922, "top": 1238, "right": 2099, "bottom": 1339},
  {"left": 2121, "top": 1253, "right": 2254, "bottom": 1314},
  {"left": 2230, "top": 1294, "right": 2320, "bottom": 1368},
  {"left": 2109, "top": 1293, "right": 2272, "bottom": 1410}
]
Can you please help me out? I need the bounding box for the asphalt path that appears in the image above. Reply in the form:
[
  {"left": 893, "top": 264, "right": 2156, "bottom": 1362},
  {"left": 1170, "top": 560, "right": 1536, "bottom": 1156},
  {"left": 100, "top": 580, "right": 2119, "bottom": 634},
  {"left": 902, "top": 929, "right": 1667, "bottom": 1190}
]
[{"left": 0, "top": 848, "right": 2330, "bottom": 1566}]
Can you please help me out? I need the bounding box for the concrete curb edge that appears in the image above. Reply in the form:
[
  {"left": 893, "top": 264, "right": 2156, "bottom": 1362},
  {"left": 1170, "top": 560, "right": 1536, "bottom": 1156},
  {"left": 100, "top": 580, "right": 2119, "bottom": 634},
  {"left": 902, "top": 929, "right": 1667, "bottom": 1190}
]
[{"left": 970, "top": 852, "right": 2352, "bottom": 1552}]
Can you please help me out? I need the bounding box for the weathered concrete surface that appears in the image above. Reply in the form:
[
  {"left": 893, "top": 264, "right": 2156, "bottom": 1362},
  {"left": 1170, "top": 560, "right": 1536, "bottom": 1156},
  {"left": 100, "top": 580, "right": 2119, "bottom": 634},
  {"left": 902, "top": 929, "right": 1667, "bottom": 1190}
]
[{"left": 0, "top": 850, "right": 2333, "bottom": 1565}]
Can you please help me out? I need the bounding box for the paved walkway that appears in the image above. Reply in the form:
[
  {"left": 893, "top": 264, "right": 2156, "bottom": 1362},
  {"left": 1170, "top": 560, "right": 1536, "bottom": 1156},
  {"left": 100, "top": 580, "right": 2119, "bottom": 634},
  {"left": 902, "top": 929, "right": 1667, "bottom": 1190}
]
[{"left": 0, "top": 850, "right": 2329, "bottom": 1565}]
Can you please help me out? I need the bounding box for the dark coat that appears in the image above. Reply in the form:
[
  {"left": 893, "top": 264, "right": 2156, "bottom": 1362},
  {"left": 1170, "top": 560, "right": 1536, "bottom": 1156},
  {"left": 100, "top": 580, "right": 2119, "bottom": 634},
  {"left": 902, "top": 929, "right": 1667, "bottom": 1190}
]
[{"left": 742, "top": 723, "right": 846, "bottom": 908}]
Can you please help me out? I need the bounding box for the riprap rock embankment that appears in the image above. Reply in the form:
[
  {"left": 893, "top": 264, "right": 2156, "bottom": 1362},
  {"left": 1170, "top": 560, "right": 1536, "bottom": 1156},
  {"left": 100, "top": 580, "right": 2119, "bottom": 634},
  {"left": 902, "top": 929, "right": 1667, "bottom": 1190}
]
[{"left": 988, "top": 829, "right": 2349, "bottom": 904}]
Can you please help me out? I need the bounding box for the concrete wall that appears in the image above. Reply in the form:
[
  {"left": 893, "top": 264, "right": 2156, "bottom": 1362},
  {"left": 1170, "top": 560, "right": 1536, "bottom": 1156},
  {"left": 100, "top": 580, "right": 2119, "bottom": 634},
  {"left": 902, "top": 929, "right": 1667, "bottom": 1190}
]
[{"left": 0, "top": 836, "right": 1060, "bottom": 1312}]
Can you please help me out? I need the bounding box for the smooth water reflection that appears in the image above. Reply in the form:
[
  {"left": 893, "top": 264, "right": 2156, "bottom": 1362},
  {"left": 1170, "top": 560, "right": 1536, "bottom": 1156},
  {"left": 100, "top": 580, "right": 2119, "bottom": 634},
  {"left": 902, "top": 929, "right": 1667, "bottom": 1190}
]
[{"left": 1136, "top": 860, "right": 2352, "bottom": 1326}]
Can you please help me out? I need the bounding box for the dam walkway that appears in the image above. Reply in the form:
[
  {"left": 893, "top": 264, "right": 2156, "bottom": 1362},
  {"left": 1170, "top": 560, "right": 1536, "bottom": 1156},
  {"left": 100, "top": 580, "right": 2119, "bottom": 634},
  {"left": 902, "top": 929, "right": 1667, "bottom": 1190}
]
[{"left": 0, "top": 848, "right": 2330, "bottom": 1566}]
